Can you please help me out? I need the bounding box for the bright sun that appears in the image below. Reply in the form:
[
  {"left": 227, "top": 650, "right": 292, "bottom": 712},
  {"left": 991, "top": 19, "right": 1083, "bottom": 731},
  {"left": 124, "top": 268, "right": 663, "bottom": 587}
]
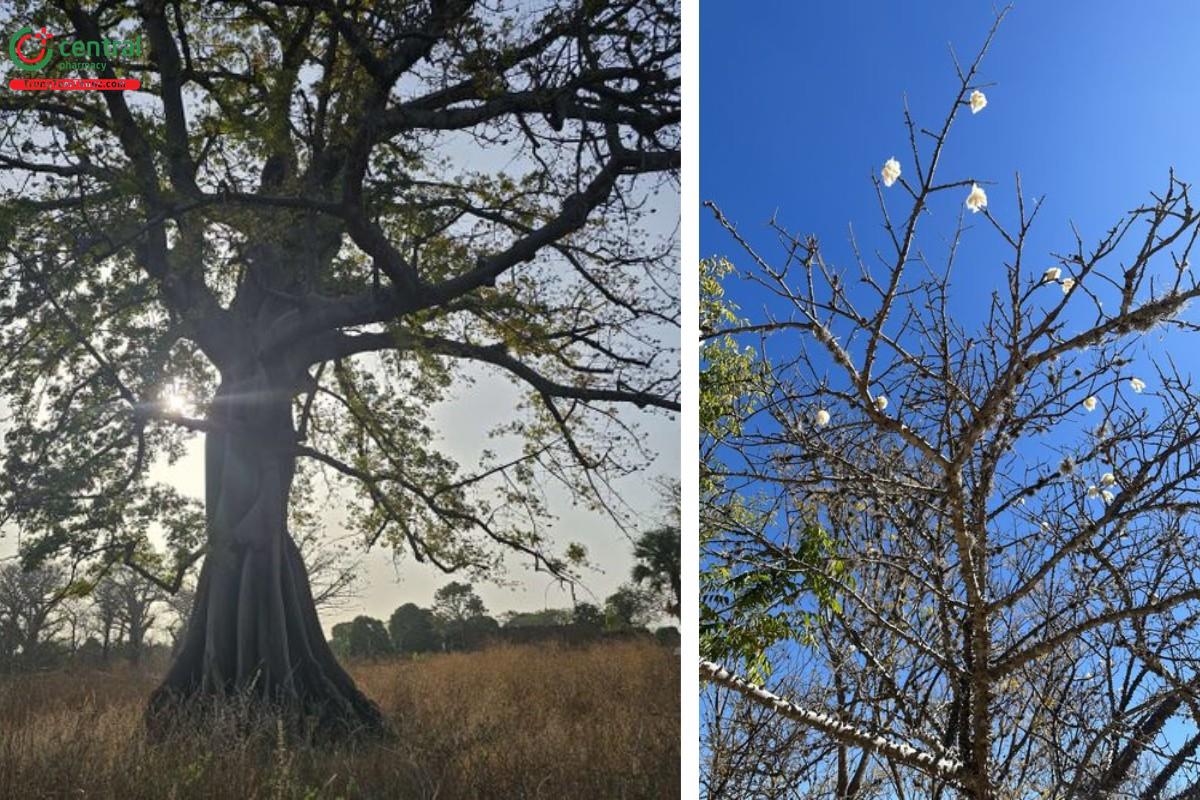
[{"left": 161, "top": 384, "right": 189, "bottom": 415}]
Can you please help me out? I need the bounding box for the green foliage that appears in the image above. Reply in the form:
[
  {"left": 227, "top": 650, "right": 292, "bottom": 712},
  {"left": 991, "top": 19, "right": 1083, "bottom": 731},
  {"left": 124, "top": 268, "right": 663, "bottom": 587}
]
[
  {"left": 700, "top": 523, "right": 847, "bottom": 682},
  {"left": 572, "top": 602, "right": 604, "bottom": 628},
  {"left": 431, "top": 581, "right": 486, "bottom": 624},
  {"left": 330, "top": 616, "right": 392, "bottom": 660},
  {"left": 698, "top": 257, "right": 766, "bottom": 554},
  {"left": 699, "top": 257, "right": 762, "bottom": 461},
  {"left": 604, "top": 583, "right": 658, "bottom": 629},
  {"left": 387, "top": 603, "right": 439, "bottom": 655},
  {"left": 503, "top": 608, "right": 574, "bottom": 628},
  {"left": 698, "top": 258, "right": 844, "bottom": 681}
]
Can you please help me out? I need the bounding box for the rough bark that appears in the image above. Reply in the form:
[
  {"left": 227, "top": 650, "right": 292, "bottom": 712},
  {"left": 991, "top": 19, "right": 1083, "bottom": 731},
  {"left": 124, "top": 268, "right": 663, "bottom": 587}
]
[{"left": 147, "top": 368, "right": 387, "bottom": 739}]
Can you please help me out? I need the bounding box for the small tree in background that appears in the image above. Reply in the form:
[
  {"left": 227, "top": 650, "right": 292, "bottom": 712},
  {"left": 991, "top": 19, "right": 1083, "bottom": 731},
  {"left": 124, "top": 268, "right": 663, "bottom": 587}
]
[
  {"left": 632, "top": 523, "right": 681, "bottom": 618},
  {"left": 100, "top": 567, "right": 164, "bottom": 665},
  {"left": 90, "top": 576, "right": 122, "bottom": 663},
  {"left": 0, "top": 562, "right": 69, "bottom": 670},
  {"left": 163, "top": 581, "right": 196, "bottom": 655},
  {"left": 330, "top": 616, "right": 393, "bottom": 661},
  {"left": 604, "top": 584, "right": 657, "bottom": 630},
  {"left": 572, "top": 602, "right": 605, "bottom": 629},
  {"left": 433, "top": 581, "right": 493, "bottom": 650},
  {"left": 388, "top": 603, "right": 439, "bottom": 655},
  {"left": 432, "top": 581, "right": 486, "bottom": 624},
  {"left": 632, "top": 478, "right": 681, "bottom": 617}
]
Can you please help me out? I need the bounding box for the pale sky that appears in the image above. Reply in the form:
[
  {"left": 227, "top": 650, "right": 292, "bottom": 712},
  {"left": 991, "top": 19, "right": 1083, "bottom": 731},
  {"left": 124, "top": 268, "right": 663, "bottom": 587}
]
[{"left": 148, "top": 362, "right": 680, "bottom": 633}]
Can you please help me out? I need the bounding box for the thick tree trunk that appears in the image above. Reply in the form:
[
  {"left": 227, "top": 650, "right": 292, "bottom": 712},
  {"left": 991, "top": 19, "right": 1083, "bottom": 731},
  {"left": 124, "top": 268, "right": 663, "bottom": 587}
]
[{"left": 147, "top": 368, "right": 387, "bottom": 739}]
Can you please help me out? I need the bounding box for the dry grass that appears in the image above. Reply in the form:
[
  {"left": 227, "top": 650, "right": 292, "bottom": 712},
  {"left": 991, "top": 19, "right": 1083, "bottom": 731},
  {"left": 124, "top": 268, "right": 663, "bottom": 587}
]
[{"left": 0, "top": 640, "right": 679, "bottom": 799}]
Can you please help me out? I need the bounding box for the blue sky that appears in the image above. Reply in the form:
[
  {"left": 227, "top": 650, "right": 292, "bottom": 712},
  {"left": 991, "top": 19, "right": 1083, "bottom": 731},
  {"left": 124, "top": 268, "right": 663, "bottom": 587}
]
[
  {"left": 700, "top": 0, "right": 1200, "bottom": 539},
  {"left": 699, "top": 1, "right": 1200, "bottom": 783},
  {"left": 701, "top": 1, "right": 1200, "bottom": 311}
]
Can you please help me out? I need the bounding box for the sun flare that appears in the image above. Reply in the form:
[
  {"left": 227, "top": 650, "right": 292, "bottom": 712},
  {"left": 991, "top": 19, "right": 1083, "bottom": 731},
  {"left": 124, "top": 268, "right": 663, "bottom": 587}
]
[{"left": 160, "top": 384, "right": 189, "bottom": 416}]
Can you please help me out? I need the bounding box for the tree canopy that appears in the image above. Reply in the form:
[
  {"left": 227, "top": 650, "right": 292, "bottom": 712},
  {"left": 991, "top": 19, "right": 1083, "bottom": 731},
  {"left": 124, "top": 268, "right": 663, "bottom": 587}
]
[
  {"left": 700, "top": 11, "right": 1200, "bottom": 799},
  {"left": 632, "top": 478, "right": 680, "bottom": 616},
  {"left": 330, "top": 615, "right": 392, "bottom": 660},
  {"left": 0, "top": 0, "right": 679, "bottom": 587},
  {"left": 387, "top": 601, "right": 438, "bottom": 654}
]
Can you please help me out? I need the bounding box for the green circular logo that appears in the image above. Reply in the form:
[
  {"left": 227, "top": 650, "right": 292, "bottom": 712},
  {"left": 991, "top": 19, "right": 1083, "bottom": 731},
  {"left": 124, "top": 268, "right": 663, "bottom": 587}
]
[{"left": 9, "top": 26, "right": 54, "bottom": 72}]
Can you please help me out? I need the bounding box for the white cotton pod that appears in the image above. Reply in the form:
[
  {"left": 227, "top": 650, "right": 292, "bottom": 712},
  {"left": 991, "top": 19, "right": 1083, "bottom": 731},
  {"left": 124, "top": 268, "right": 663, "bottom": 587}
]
[
  {"left": 881, "top": 157, "right": 901, "bottom": 188},
  {"left": 965, "top": 183, "right": 987, "bottom": 213}
]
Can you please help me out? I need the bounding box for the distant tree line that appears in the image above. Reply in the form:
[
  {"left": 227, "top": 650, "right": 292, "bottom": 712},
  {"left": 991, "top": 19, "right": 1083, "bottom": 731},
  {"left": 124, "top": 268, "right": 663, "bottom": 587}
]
[
  {"left": 330, "top": 580, "right": 681, "bottom": 660},
  {"left": 0, "top": 525, "right": 360, "bottom": 673},
  {"left": 0, "top": 561, "right": 167, "bottom": 671},
  {"left": 331, "top": 484, "right": 680, "bottom": 659},
  {"left": 0, "top": 481, "right": 680, "bottom": 671}
]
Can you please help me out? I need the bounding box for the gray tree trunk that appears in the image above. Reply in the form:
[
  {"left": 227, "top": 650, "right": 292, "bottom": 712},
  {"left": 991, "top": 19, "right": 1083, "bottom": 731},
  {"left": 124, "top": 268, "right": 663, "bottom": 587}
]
[{"left": 147, "top": 368, "right": 386, "bottom": 738}]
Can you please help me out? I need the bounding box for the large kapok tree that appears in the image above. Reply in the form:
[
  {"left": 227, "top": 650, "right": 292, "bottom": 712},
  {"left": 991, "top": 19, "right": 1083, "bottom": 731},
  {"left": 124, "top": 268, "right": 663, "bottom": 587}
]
[{"left": 0, "top": 0, "right": 679, "bottom": 736}]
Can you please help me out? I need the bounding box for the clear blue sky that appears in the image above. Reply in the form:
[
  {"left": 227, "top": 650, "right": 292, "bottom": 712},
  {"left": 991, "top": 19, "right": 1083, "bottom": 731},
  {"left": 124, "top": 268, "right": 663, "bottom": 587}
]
[
  {"left": 699, "top": 1, "right": 1200, "bottom": 779},
  {"left": 701, "top": 1, "right": 1200, "bottom": 316}
]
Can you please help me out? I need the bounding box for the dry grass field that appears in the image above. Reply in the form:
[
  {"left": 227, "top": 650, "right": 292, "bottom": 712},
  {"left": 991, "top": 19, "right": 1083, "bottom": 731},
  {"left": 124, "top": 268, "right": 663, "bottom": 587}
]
[{"left": 0, "top": 640, "right": 679, "bottom": 799}]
